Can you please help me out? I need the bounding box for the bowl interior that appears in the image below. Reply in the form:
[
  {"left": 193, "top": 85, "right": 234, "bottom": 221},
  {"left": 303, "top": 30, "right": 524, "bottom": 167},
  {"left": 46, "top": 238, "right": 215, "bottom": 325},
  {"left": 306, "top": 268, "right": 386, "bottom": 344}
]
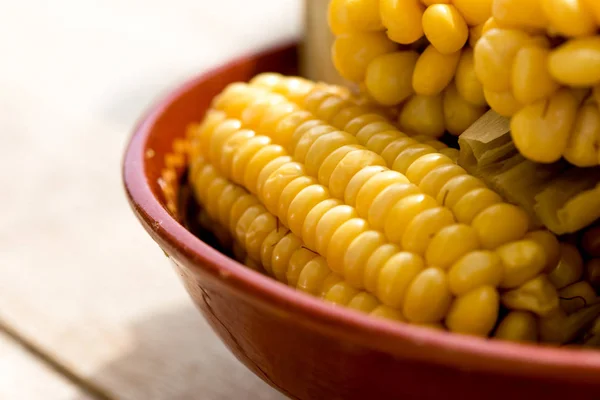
[{"left": 123, "top": 42, "right": 600, "bottom": 385}]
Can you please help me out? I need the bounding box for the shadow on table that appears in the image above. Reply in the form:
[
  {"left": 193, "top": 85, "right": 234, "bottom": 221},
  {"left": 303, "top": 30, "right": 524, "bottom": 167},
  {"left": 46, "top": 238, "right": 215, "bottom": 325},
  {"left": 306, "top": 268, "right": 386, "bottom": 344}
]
[{"left": 71, "top": 305, "right": 285, "bottom": 400}]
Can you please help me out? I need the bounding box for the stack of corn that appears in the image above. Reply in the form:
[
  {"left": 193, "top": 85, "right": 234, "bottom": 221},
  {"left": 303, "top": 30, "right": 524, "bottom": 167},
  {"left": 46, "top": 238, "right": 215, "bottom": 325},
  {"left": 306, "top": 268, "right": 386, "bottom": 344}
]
[
  {"left": 327, "top": 0, "right": 600, "bottom": 168},
  {"left": 169, "top": 73, "right": 600, "bottom": 344}
]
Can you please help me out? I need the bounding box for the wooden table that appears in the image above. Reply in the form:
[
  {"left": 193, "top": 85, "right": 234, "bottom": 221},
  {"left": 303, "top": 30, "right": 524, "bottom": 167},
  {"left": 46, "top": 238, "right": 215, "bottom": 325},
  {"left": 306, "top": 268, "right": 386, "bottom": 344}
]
[{"left": 0, "top": 1, "right": 299, "bottom": 398}]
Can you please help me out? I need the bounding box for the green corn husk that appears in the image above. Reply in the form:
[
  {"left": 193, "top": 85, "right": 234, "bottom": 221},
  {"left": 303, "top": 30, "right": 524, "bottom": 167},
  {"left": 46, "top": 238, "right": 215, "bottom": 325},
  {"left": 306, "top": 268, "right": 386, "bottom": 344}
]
[{"left": 458, "top": 111, "right": 600, "bottom": 235}]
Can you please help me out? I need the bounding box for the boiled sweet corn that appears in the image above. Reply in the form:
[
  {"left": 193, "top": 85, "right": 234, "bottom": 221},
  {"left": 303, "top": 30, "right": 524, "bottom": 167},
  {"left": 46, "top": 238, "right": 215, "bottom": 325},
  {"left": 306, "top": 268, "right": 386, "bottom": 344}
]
[
  {"left": 326, "top": 0, "right": 600, "bottom": 167},
  {"left": 169, "top": 77, "right": 600, "bottom": 342}
]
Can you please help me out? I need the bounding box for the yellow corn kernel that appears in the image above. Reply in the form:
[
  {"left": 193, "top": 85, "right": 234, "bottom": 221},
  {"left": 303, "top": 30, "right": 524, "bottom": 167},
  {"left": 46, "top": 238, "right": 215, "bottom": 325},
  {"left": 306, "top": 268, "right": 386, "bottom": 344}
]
[
  {"left": 287, "top": 184, "right": 330, "bottom": 237},
  {"left": 205, "top": 176, "right": 232, "bottom": 220},
  {"left": 365, "top": 51, "right": 419, "bottom": 105},
  {"left": 452, "top": 187, "right": 503, "bottom": 224},
  {"left": 303, "top": 90, "right": 336, "bottom": 116},
  {"left": 315, "top": 205, "right": 358, "bottom": 256},
  {"left": 257, "top": 102, "right": 300, "bottom": 137},
  {"left": 474, "top": 28, "right": 532, "bottom": 92},
  {"left": 277, "top": 176, "right": 316, "bottom": 228},
  {"left": 380, "top": 137, "right": 419, "bottom": 166},
  {"left": 315, "top": 97, "right": 353, "bottom": 123},
  {"left": 559, "top": 281, "right": 597, "bottom": 314},
  {"left": 273, "top": 111, "right": 314, "bottom": 151},
  {"left": 270, "top": 233, "right": 303, "bottom": 282},
  {"left": 328, "top": 0, "right": 383, "bottom": 34},
  {"left": 412, "top": 45, "right": 461, "bottom": 96},
  {"left": 328, "top": 151, "right": 386, "bottom": 199},
  {"left": 448, "top": 250, "right": 503, "bottom": 295},
  {"left": 368, "top": 182, "right": 421, "bottom": 230},
  {"left": 564, "top": 102, "right": 600, "bottom": 167},
  {"left": 419, "top": 163, "right": 467, "bottom": 199},
  {"left": 540, "top": 0, "right": 597, "bottom": 38},
  {"left": 402, "top": 206, "right": 455, "bottom": 255},
  {"left": 370, "top": 305, "right": 406, "bottom": 321},
  {"left": 472, "top": 203, "right": 530, "bottom": 250},
  {"left": 548, "top": 243, "right": 584, "bottom": 289},
  {"left": 294, "top": 126, "right": 340, "bottom": 165},
  {"left": 497, "top": 240, "right": 547, "bottom": 289},
  {"left": 349, "top": 117, "right": 391, "bottom": 138},
  {"left": 301, "top": 198, "right": 341, "bottom": 252},
  {"left": 287, "top": 248, "right": 319, "bottom": 288},
  {"left": 511, "top": 45, "right": 559, "bottom": 105},
  {"left": 483, "top": 88, "right": 523, "bottom": 117},
  {"left": 583, "top": 0, "right": 600, "bottom": 23},
  {"left": 426, "top": 224, "right": 481, "bottom": 270},
  {"left": 396, "top": 95, "right": 444, "bottom": 138},
  {"left": 347, "top": 292, "right": 380, "bottom": 313},
  {"left": 326, "top": 218, "right": 370, "bottom": 274},
  {"left": 260, "top": 227, "right": 290, "bottom": 275},
  {"left": 344, "top": 230, "right": 387, "bottom": 288},
  {"left": 245, "top": 213, "right": 277, "bottom": 261},
  {"left": 244, "top": 145, "right": 287, "bottom": 194},
  {"left": 289, "top": 120, "right": 330, "bottom": 156},
  {"left": 511, "top": 88, "right": 578, "bottom": 163},
  {"left": 355, "top": 170, "right": 409, "bottom": 217},
  {"left": 296, "top": 257, "right": 332, "bottom": 295},
  {"left": 492, "top": 0, "right": 548, "bottom": 31},
  {"left": 235, "top": 204, "right": 267, "bottom": 246},
  {"left": 261, "top": 162, "right": 305, "bottom": 215},
  {"left": 455, "top": 49, "right": 487, "bottom": 107},
  {"left": 380, "top": 0, "right": 426, "bottom": 44},
  {"left": 453, "top": 0, "right": 492, "bottom": 25},
  {"left": 208, "top": 118, "right": 245, "bottom": 164},
  {"left": 344, "top": 165, "right": 387, "bottom": 207},
  {"left": 405, "top": 153, "right": 454, "bottom": 185},
  {"left": 392, "top": 144, "right": 439, "bottom": 174},
  {"left": 304, "top": 132, "right": 358, "bottom": 178},
  {"left": 494, "top": 311, "right": 538, "bottom": 342},
  {"left": 377, "top": 252, "right": 425, "bottom": 308},
  {"left": 366, "top": 132, "right": 401, "bottom": 154},
  {"left": 384, "top": 193, "right": 438, "bottom": 244},
  {"left": 501, "top": 274, "right": 559, "bottom": 316},
  {"left": 255, "top": 156, "right": 292, "bottom": 203},
  {"left": 437, "top": 174, "right": 485, "bottom": 210},
  {"left": 240, "top": 95, "right": 287, "bottom": 129},
  {"left": 324, "top": 281, "right": 360, "bottom": 305},
  {"left": 422, "top": 5, "right": 468, "bottom": 54},
  {"left": 229, "top": 194, "right": 260, "bottom": 235},
  {"left": 332, "top": 32, "right": 398, "bottom": 82},
  {"left": 548, "top": 37, "right": 600, "bottom": 87},
  {"left": 403, "top": 268, "right": 452, "bottom": 323},
  {"left": 364, "top": 243, "right": 401, "bottom": 293},
  {"left": 524, "top": 230, "right": 561, "bottom": 273},
  {"left": 317, "top": 145, "right": 363, "bottom": 187},
  {"left": 446, "top": 286, "right": 499, "bottom": 336}
]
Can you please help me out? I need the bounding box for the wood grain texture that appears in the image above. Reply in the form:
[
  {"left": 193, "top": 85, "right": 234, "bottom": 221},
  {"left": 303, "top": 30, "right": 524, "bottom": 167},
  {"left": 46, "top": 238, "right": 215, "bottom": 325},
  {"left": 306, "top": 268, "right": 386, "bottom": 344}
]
[
  {"left": 0, "top": 1, "right": 298, "bottom": 398},
  {"left": 0, "top": 332, "right": 94, "bottom": 400}
]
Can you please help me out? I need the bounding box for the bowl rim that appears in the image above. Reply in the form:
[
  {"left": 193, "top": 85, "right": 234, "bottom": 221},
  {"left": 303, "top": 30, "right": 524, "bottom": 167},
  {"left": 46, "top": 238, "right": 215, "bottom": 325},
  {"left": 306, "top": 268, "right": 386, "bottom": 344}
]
[{"left": 123, "top": 42, "right": 600, "bottom": 384}]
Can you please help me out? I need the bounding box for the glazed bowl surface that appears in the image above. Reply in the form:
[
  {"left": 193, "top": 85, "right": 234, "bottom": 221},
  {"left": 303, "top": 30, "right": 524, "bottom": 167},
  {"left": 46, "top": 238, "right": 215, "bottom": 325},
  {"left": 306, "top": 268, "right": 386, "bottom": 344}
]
[{"left": 123, "top": 43, "right": 600, "bottom": 400}]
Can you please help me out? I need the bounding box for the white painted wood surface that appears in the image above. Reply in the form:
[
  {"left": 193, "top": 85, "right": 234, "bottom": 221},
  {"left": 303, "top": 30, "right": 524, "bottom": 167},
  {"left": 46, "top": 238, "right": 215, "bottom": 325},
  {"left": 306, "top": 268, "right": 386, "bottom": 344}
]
[
  {"left": 0, "top": 1, "right": 300, "bottom": 398},
  {"left": 0, "top": 332, "right": 93, "bottom": 400}
]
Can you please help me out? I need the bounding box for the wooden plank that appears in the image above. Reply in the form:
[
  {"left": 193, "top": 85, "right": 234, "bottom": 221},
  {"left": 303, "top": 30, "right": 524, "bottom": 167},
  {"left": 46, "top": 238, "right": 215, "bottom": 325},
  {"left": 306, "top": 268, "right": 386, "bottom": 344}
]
[
  {"left": 0, "top": 1, "right": 296, "bottom": 398},
  {"left": 0, "top": 332, "right": 94, "bottom": 400}
]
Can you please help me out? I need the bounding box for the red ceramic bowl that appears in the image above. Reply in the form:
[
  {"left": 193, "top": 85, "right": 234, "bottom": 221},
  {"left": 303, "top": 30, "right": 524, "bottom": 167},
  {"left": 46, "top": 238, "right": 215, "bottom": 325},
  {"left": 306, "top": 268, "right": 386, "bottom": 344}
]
[{"left": 123, "top": 43, "right": 600, "bottom": 400}]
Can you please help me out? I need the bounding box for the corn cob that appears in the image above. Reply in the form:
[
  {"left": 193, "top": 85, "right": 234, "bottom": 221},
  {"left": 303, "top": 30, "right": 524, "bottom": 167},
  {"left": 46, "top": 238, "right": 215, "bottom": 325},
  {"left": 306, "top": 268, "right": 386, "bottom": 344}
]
[
  {"left": 183, "top": 81, "right": 600, "bottom": 340},
  {"left": 326, "top": 0, "right": 600, "bottom": 167},
  {"left": 190, "top": 153, "right": 403, "bottom": 320},
  {"left": 327, "top": 0, "right": 490, "bottom": 138}
]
